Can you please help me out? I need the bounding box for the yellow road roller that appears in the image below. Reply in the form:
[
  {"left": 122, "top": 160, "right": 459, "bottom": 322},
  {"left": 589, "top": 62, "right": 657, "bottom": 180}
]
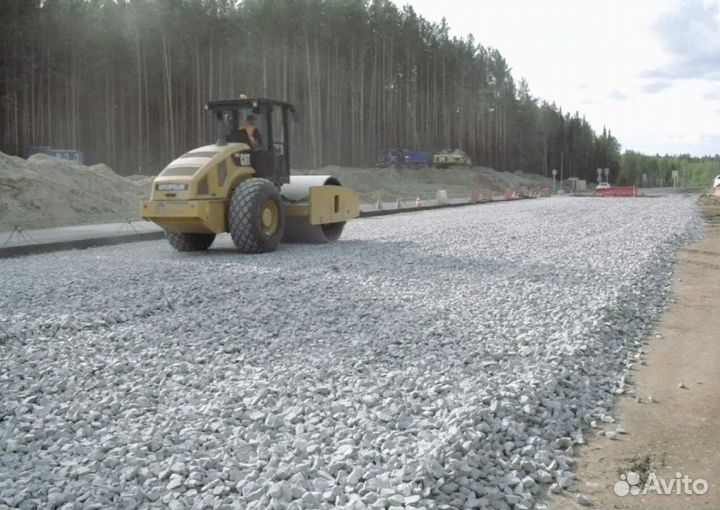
[{"left": 141, "top": 98, "right": 360, "bottom": 253}]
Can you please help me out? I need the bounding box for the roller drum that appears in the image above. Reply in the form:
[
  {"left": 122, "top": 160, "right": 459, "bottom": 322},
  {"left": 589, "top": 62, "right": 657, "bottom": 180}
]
[{"left": 281, "top": 175, "right": 347, "bottom": 244}]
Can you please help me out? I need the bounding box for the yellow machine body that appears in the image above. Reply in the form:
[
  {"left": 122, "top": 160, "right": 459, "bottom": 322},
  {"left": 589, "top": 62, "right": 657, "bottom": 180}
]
[
  {"left": 141, "top": 143, "right": 253, "bottom": 234},
  {"left": 141, "top": 143, "right": 360, "bottom": 239}
]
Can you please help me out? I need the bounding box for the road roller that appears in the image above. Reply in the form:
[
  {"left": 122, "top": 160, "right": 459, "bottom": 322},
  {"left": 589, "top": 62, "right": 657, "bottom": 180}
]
[{"left": 141, "top": 98, "right": 360, "bottom": 253}]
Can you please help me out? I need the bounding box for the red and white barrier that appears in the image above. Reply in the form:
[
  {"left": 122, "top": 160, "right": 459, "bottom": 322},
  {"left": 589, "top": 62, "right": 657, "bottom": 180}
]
[{"left": 595, "top": 186, "right": 637, "bottom": 197}]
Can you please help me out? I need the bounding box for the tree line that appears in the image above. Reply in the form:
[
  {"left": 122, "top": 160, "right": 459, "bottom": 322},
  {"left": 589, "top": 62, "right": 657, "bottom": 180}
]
[
  {"left": 1, "top": 0, "right": 621, "bottom": 180},
  {"left": 619, "top": 152, "right": 720, "bottom": 187}
]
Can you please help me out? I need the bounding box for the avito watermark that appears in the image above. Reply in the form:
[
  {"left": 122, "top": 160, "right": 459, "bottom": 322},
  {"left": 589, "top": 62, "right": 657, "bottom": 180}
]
[{"left": 614, "top": 471, "right": 709, "bottom": 497}]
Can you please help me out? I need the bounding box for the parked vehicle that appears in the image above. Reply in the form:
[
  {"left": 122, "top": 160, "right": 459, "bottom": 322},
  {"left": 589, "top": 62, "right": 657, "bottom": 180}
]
[
  {"left": 596, "top": 182, "right": 611, "bottom": 189},
  {"left": 376, "top": 149, "right": 430, "bottom": 169},
  {"left": 432, "top": 148, "right": 471, "bottom": 169}
]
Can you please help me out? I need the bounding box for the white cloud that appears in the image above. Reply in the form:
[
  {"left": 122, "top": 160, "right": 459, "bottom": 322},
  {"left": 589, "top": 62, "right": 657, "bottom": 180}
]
[
  {"left": 647, "top": 0, "right": 720, "bottom": 80},
  {"left": 607, "top": 91, "right": 629, "bottom": 102},
  {"left": 399, "top": 0, "right": 720, "bottom": 156}
]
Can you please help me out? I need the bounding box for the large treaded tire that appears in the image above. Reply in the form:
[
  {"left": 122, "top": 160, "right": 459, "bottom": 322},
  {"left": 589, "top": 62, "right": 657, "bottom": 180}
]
[
  {"left": 166, "top": 232, "right": 216, "bottom": 252},
  {"left": 229, "top": 178, "right": 285, "bottom": 254}
]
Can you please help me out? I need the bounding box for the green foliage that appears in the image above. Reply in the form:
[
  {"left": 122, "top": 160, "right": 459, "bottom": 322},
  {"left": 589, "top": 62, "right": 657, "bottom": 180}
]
[
  {"left": 1, "top": 0, "right": 620, "bottom": 176},
  {"left": 619, "top": 152, "right": 720, "bottom": 187}
]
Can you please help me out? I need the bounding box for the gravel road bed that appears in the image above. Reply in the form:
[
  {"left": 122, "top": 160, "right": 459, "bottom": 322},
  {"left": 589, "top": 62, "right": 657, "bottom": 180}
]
[{"left": 0, "top": 197, "right": 703, "bottom": 510}]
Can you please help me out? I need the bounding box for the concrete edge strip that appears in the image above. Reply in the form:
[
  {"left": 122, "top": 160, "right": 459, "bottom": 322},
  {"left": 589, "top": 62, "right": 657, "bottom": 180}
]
[
  {"left": 0, "top": 197, "right": 535, "bottom": 259},
  {"left": 359, "top": 197, "right": 528, "bottom": 218},
  {"left": 0, "top": 231, "right": 166, "bottom": 259}
]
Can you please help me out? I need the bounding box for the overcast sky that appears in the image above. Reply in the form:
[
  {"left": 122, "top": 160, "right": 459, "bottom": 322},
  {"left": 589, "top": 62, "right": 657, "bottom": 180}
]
[{"left": 400, "top": 0, "right": 720, "bottom": 157}]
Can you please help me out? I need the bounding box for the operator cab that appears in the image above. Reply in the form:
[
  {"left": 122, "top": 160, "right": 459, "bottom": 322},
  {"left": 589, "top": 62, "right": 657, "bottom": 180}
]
[{"left": 207, "top": 98, "right": 294, "bottom": 187}]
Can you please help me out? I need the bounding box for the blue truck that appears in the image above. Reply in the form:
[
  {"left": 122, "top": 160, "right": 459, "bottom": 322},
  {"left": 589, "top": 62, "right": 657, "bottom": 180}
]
[{"left": 376, "top": 149, "right": 430, "bottom": 169}]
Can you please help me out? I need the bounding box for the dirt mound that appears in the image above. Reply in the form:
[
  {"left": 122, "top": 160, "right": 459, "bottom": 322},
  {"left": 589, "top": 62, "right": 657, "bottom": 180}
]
[{"left": 0, "top": 152, "right": 152, "bottom": 230}]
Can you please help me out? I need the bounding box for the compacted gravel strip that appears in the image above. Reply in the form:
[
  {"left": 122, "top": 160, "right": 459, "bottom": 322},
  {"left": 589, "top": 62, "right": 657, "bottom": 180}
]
[{"left": 0, "top": 196, "right": 703, "bottom": 510}]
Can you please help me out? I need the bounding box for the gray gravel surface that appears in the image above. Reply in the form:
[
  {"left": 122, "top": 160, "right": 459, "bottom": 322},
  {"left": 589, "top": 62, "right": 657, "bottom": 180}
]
[{"left": 0, "top": 196, "right": 703, "bottom": 510}]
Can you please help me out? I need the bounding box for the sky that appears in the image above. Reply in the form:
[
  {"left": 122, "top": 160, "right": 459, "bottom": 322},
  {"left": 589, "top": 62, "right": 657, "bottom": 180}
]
[{"left": 399, "top": 0, "right": 720, "bottom": 157}]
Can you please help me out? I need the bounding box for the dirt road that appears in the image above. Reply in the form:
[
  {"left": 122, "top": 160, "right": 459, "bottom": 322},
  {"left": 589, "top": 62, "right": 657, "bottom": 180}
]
[{"left": 548, "top": 195, "right": 720, "bottom": 509}]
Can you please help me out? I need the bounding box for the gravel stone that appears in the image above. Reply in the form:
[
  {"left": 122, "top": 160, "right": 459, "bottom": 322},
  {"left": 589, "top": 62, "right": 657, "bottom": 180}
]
[
  {"left": 167, "top": 475, "right": 185, "bottom": 491},
  {"left": 576, "top": 494, "right": 592, "bottom": 506},
  {"left": 0, "top": 196, "right": 702, "bottom": 509}
]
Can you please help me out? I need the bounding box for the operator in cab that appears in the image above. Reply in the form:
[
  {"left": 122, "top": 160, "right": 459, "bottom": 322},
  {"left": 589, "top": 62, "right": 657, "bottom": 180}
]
[{"left": 228, "top": 113, "right": 262, "bottom": 150}]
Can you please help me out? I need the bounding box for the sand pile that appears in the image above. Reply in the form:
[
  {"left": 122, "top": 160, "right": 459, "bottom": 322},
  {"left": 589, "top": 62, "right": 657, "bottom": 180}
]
[{"left": 0, "top": 152, "right": 153, "bottom": 230}]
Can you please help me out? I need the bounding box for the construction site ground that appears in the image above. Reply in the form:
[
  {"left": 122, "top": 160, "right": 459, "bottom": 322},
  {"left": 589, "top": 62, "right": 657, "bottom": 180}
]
[
  {"left": 1, "top": 195, "right": 710, "bottom": 510},
  {"left": 1, "top": 148, "right": 718, "bottom": 509},
  {"left": 547, "top": 195, "right": 720, "bottom": 509}
]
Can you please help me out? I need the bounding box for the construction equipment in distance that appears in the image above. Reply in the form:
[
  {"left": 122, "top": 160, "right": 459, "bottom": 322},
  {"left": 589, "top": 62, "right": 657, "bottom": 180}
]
[
  {"left": 141, "top": 98, "right": 360, "bottom": 253},
  {"left": 376, "top": 149, "right": 431, "bottom": 169},
  {"left": 432, "top": 148, "right": 472, "bottom": 169}
]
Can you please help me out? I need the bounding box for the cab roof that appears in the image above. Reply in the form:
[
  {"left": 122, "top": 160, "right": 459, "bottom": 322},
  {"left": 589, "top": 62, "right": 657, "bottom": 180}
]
[{"left": 206, "top": 98, "right": 295, "bottom": 111}]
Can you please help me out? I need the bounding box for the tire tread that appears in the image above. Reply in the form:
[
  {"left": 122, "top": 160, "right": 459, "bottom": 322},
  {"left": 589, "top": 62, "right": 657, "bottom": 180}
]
[{"left": 229, "top": 178, "right": 284, "bottom": 253}]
